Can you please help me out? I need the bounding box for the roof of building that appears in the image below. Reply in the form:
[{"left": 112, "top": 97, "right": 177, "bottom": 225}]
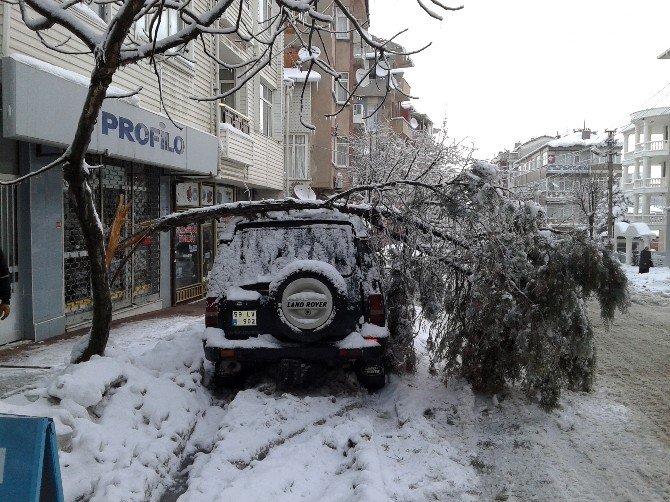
[
  {"left": 546, "top": 131, "right": 603, "bottom": 148},
  {"left": 614, "top": 221, "right": 656, "bottom": 238},
  {"left": 658, "top": 47, "right": 670, "bottom": 59}
]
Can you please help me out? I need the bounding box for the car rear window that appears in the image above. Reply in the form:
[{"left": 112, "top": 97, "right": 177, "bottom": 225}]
[{"left": 211, "top": 223, "right": 357, "bottom": 290}]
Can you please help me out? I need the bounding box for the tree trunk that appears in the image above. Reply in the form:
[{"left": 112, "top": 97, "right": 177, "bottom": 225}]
[
  {"left": 66, "top": 0, "right": 145, "bottom": 363},
  {"left": 66, "top": 172, "right": 113, "bottom": 362}
]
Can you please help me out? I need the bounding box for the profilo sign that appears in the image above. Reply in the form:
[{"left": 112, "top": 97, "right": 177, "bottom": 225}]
[
  {"left": 101, "top": 112, "right": 186, "bottom": 155},
  {"left": 1, "top": 55, "right": 217, "bottom": 175}
]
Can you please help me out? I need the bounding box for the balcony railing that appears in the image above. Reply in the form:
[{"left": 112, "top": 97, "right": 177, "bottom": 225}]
[
  {"left": 628, "top": 214, "right": 666, "bottom": 225},
  {"left": 633, "top": 139, "right": 669, "bottom": 153},
  {"left": 546, "top": 164, "right": 591, "bottom": 173},
  {"left": 631, "top": 177, "right": 668, "bottom": 189},
  {"left": 219, "top": 103, "right": 250, "bottom": 134}
]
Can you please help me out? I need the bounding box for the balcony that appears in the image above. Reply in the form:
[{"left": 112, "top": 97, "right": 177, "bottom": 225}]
[
  {"left": 625, "top": 177, "right": 668, "bottom": 193},
  {"left": 220, "top": 103, "right": 250, "bottom": 134},
  {"left": 546, "top": 164, "right": 591, "bottom": 174},
  {"left": 219, "top": 104, "right": 253, "bottom": 176},
  {"left": 391, "top": 117, "right": 412, "bottom": 138}
]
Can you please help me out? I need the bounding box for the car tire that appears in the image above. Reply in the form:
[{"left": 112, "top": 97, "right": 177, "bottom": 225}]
[
  {"left": 269, "top": 263, "right": 357, "bottom": 342},
  {"left": 212, "top": 361, "right": 246, "bottom": 388},
  {"left": 356, "top": 359, "right": 386, "bottom": 391}
]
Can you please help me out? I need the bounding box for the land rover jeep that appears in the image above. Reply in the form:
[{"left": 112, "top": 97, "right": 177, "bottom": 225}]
[{"left": 202, "top": 209, "right": 388, "bottom": 390}]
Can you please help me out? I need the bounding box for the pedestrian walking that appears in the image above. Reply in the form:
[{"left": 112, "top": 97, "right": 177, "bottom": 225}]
[
  {"left": 638, "top": 246, "right": 652, "bottom": 274},
  {"left": 0, "top": 249, "right": 10, "bottom": 319}
]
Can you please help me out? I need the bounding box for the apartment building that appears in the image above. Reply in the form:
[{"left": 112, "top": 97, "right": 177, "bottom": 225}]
[
  {"left": 492, "top": 136, "right": 555, "bottom": 188},
  {"left": 505, "top": 129, "right": 622, "bottom": 230},
  {"left": 620, "top": 107, "right": 669, "bottom": 257},
  {"left": 0, "top": 0, "right": 285, "bottom": 343},
  {"left": 282, "top": 0, "right": 370, "bottom": 197}
]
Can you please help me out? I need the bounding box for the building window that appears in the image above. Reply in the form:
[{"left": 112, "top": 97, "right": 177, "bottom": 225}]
[
  {"left": 335, "top": 9, "right": 350, "bottom": 39},
  {"left": 219, "top": 67, "right": 236, "bottom": 112},
  {"left": 259, "top": 0, "right": 272, "bottom": 22},
  {"left": 136, "top": 9, "right": 184, "bottom": 40},
  {"left": 335, "top": 72, "right": 349, "bottom": 104},
  {"left": 260, "top": 83, "right": 273, "bottom": 136},
  {"left": 334, "top": 136, "right": 349, "bottom": 167},
  {"left": 289, "top": 134, "right": 308, "bottom": 179}
]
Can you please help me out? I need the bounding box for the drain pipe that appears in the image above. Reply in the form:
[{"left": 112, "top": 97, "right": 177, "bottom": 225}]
[{"left": 283, "top": 75, "right": 294, "bottom": 197}]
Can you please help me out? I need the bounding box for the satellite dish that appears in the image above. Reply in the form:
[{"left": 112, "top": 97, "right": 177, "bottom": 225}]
[
  {"left": 294, "top": 184, "right": 317, "bottom": 201},
  {"left": 355, "top": 68, "right": 370, "bottom": 87},
  {"left": 297, "top": 46, "right": 321, "bottom": 64},
  {"left": 375, "top": 65, "right": 389, "bottom": 78},
  {"left": 409, "top": 117, "right": 419, "bottom": 129}
]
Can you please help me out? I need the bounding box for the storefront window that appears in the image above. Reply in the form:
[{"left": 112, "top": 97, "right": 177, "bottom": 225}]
[
  {"left": 201, "top": 223, "right": 215, "bottom": 279},
  {"left": 173, "top": 183, "right": 237, "bottom": 302},
  {"left": 174, "top": 224, "right": 201, "bottom": 289}
]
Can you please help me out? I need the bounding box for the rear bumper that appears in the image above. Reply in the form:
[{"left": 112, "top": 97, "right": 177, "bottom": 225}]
[
  {"left": 205, "top": 343, "right": 383, "bottom": 363},
  {"left": 203, "top": 328, "right": 385, "bottom": 364}
]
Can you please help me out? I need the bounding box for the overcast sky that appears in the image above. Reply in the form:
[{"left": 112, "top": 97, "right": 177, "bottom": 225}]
[{"left": 369, "top": 0, "right": 670, "bottom": 160}]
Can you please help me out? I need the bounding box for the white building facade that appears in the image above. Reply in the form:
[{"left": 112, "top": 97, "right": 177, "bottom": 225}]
[
  {"left": 620, "top": 108, "right": 669, "bottom": 260},
  {"left": 0, "top": 0, "right": 286, "bottom": 342}
]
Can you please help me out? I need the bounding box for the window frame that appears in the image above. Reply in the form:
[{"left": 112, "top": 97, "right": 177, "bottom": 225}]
[
  {"left": 259, "top": 0, "right": 272, "bottom": 22},
  {"left": 259, "top": 82, "right": 273, "bottom": 136},
  {"left": 134, "top": 9, "right": 194, "bottom": 62},
  {"left": 334, "top": 136, "right": 349, "bottom": 167},
  {"left": 288, "top": 134, "right": 309, "bottom": 180},
  {"left": 335, "top": 9, "right": 350, "bottom": 39},
  {"left": 219, "top": 67, "right": 237, "bottom": 112},
  {"left": 334, "top": 72, "right": 349, "bottom": 105}
]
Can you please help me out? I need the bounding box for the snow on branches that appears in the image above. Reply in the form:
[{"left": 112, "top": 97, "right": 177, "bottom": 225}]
[{"left": 349, "top": 126, "right": 629, "bottom": 408}]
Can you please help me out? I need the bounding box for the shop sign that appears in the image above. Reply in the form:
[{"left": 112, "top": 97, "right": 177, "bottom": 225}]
[
  {"left": 2, "top": 55, "right": 218, "bottom": 175},
  {"left": 176, "top": 183, "right": 200, "bottom": 207},
  {"left": 101, "top": 112, "right": 185, "bottom": 155},
  {"left": 176, "top": 224, "right": 198, "bottom": 244}
]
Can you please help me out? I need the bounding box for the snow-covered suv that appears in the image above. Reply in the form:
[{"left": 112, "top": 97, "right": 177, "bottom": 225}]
[{"left": 203, "top": 208, "right": 389, "bottom": 390}]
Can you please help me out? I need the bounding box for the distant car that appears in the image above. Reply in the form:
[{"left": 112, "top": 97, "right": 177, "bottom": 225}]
[{"left": 203, "top": 208, "right": 388, "bottom": 390}]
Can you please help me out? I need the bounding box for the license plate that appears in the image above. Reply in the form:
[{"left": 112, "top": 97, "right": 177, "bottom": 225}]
[{"left": 232, "top": 310, "right": 256, "bottom": 326}]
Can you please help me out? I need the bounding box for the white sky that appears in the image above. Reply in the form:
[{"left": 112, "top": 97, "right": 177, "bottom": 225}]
[{"left": 369, "top": 0, "right": 670, "bottom": 160}]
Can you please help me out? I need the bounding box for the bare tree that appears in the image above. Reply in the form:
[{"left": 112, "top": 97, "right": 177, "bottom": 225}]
[
  {"left": 571, "top": 176, "right": 629, "bottom": 239},
  {"left": 0, "top": 0, "right": 463, "bottom": 362}
]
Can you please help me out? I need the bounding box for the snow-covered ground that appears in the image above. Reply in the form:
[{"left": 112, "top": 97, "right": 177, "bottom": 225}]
[
  {"left": 624, "top": 264, "right": 670, "bottom": 298},
  {"left": 0, "top": 266, "right": 668, "bottom": 501}
]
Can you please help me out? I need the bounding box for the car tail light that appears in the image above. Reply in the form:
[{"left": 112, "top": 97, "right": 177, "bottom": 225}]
[
  {"left": 367, "top": 294, "right": 385, "bottom": 326},
  {"left": 205, "top": 297, "right": 219, "bottom": 328},
  {"left": 220, "top": 349, "right": 236, "bottom": 359}
]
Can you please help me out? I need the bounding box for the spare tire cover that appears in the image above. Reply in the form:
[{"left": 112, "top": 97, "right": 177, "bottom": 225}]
[{"left": 269, "top": 260, "right": 354, "bottom": 342}]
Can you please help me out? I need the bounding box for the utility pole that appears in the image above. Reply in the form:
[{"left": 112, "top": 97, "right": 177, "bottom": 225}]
[{"left": 605, "top": 129, "right": 616, "bottom": 249}]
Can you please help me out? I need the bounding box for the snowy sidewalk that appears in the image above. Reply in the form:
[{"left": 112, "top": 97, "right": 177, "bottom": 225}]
[{"left": 0, "top": 301, "right": 204, "bottom": 399}]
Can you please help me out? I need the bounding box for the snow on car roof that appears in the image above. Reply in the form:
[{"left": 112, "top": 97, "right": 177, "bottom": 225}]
[{"left": 217, "top": 207, "right": 369, "bottom": 242}]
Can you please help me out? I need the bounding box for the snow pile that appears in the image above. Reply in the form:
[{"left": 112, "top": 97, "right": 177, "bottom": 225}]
[
  {"left": 0, "top": 324, "right": 210, "bottom": 501},
  {"left": 283, "top": 67, "right": 321, "bottom": 83},
  {"left": 10, "top": 54, "right": 141, "bottom": 106},
  {"left": 625, "top": 264, "right": 670, "bottom": 300},
  {"left": 547, "top": 131, "right": 604, "bottom": 148}
]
